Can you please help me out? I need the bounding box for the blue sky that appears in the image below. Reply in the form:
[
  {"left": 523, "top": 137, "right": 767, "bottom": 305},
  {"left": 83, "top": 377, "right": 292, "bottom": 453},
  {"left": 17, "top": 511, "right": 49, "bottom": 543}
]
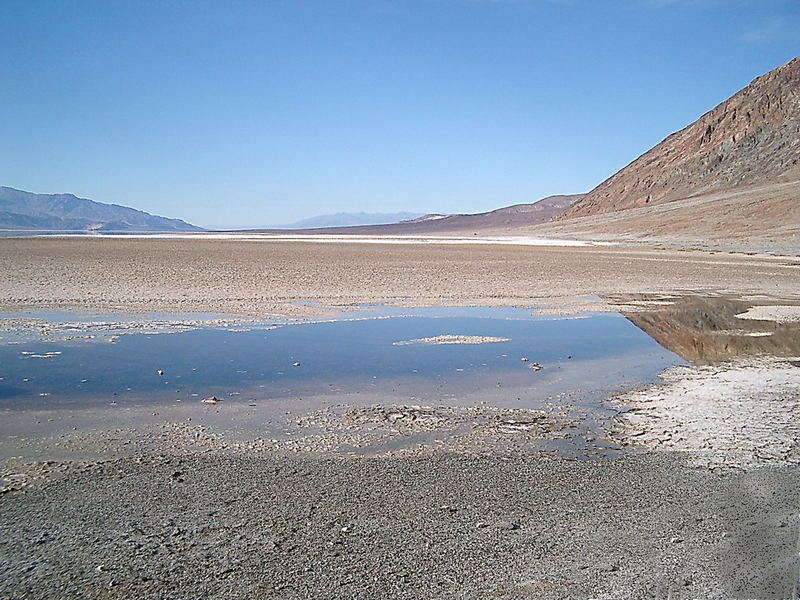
[{"left": 1, "top": 0, "right": 798, "bottom": 228}]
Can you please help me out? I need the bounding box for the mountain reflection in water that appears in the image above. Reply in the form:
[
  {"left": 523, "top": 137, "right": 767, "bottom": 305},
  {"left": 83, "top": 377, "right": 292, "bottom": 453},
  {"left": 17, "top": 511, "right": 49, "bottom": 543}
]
[{"left": 622, "top": 295, "right": 800, "bottom": 364}]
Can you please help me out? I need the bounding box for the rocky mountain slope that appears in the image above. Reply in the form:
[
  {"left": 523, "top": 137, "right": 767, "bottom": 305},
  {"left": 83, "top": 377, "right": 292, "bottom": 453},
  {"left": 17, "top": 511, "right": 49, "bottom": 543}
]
[
  {"left": 562, "top": 57, "right": 800, "bottom": 219},
  {"left": 0, "top": 187, "right": 201, "bottom": 232},
  {"left": 525, "top": 179, "right": 800, "bottom": 254}
]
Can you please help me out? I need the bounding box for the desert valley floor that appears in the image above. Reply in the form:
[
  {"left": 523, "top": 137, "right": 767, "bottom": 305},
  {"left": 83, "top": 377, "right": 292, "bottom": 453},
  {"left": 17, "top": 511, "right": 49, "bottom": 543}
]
[{"left": 1, "top": 237, "right": 800, "bottom": 600}]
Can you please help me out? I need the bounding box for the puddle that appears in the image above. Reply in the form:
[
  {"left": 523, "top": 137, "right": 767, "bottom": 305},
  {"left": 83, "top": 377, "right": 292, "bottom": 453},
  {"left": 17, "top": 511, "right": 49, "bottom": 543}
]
[
  {"left": 0, "top": 305, "right": 687, "bottom": 462},
  {"left": 0, "top": 306, "right": 680, "bottom": 410},
  {"left": 4, "top": 297, "right": 799, "bottom": 462}
]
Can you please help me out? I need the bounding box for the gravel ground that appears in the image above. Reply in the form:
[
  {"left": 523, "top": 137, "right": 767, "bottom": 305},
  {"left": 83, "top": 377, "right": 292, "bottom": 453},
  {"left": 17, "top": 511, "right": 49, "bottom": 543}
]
[{"left": 2, "top": 451, "right": 799, "bottom": 600}]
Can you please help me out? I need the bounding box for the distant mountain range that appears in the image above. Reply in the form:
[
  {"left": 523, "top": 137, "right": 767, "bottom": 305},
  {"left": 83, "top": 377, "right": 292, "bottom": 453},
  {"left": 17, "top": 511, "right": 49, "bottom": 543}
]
[
  {"left": 5, "top": 58, "right": 796, "bottom": 248},
  {"left": 527, "top": 56, "right": 800, "bottom": 251},
  {"left": 248, "top": 195, "right": 583, "bottom": 234},
  {"left": 396, "top": 195, "right": 584, "bottom": 233},
  {"left": 0, "top": 187, "right": 201, "bottom": 232},
  {"left": 273, "top": 58, "right": 799, "bottom": 250},
  {"left": 273, "top": 212, "right": 424, "bottom": 229},
  {"left": 299, "top": 58, "right": 797, "bottom": 251}
]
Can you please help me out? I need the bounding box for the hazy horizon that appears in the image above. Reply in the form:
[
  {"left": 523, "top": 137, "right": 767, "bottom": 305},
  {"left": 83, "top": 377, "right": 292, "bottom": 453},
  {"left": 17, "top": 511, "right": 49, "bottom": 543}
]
[{"left": 1, "top": 0, "right": 798, "bottom": 228}]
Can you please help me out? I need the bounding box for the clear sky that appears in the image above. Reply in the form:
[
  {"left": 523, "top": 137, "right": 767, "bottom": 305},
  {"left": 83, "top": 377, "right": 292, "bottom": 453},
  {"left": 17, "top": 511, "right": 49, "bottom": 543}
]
[{"left": 1, "top": 0, "right": 798, "bottom": 228}]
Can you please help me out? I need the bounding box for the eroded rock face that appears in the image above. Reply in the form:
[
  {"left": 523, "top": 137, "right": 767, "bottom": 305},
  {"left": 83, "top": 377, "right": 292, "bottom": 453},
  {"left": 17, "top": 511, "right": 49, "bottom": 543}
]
[{"left": 563, "top": 57, "right": 800, "bottom": 218}]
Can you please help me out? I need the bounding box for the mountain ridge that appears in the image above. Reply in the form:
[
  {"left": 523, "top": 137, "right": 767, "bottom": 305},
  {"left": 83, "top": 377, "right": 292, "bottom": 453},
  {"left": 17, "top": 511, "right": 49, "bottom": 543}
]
[
  {"left": 561, "top": 57, "right": 800, "bottom": 219},
  {"left": 0, "top": 187, "right": 202, "bottom": 232}
]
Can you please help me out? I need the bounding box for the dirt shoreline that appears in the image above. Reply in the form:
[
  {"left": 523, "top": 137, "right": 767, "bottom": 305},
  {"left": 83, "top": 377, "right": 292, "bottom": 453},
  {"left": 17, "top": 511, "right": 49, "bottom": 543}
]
[{"left": 2, "top": 238, "right": 800, "bottom": 599}]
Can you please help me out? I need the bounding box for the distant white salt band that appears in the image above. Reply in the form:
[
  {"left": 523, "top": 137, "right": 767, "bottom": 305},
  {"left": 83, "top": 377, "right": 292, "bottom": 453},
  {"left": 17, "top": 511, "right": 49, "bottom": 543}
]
[{"left": 72, "top": 233, "right": 607, "bottom": 247}]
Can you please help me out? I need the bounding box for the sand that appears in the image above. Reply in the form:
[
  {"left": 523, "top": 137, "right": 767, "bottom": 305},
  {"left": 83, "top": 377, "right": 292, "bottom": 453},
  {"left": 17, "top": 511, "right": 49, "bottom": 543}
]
[
  {"left": 4, "top": 451, "right": 799, "bottom": 600},
  {"left": 521, "top": 180, "right": 800, "bottom": 256}
]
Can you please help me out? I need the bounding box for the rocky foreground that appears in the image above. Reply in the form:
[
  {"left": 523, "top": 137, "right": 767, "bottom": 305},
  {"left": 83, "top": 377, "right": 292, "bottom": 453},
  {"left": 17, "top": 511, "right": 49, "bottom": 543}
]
[{"left": 2, "top": 451, "right": 799, "bottom": 600}]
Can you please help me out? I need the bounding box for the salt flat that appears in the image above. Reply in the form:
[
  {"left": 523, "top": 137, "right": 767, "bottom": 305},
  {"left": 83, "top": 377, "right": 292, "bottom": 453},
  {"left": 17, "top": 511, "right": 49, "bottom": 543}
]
[
  {"left": 2, "top": 237, "right": 798, "bottom": 317},
  {"left": 51, "top": 232, "right": 603, "bottom": 247},
  {"left": 2, "top": 237, "right": 800, "bottom": 600}
]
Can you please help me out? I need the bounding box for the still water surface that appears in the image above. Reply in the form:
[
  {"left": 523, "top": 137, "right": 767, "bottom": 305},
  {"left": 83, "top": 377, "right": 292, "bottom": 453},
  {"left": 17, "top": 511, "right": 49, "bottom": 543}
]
[{"left": 0, "top": 306, "right": 682, "bottom": 409}]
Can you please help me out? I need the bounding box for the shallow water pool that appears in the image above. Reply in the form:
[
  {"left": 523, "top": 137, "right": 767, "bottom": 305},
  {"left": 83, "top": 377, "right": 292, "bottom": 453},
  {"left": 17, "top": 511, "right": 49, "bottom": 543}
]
[{"left": 0, "top": 306, "right": 682, "bottom": 410}]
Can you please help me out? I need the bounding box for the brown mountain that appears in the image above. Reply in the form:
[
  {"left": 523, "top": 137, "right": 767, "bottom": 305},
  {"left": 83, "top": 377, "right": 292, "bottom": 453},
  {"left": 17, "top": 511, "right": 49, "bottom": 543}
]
[
  {"left": 561, "top": 57, "right": 800, "bottom": 220},
  {"left": 523, "top": 177, "right": 800, "bottom": 253}
]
